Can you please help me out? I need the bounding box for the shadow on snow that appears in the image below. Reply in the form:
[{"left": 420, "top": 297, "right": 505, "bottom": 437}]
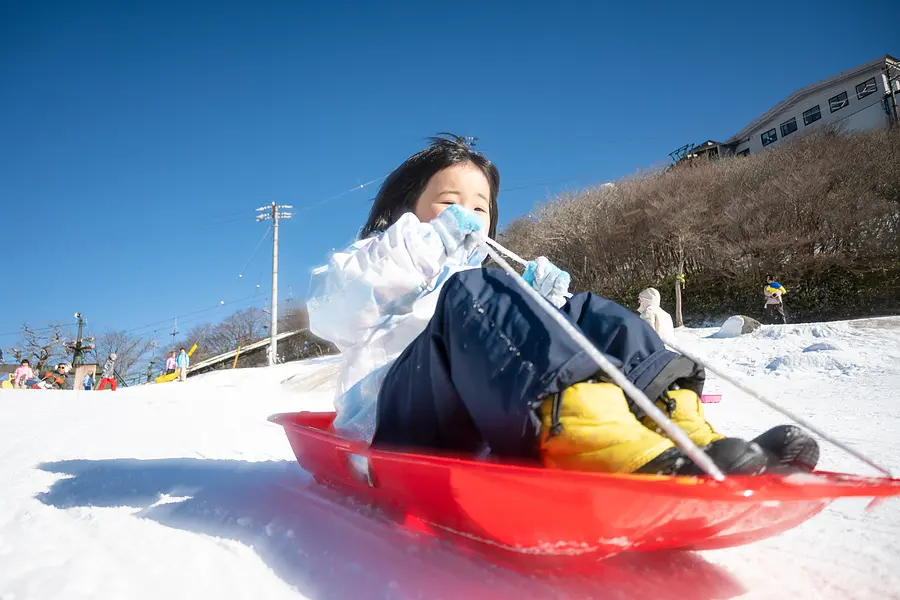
[{"left": 36, "top": 458, "right": 746, "bottom": 600}]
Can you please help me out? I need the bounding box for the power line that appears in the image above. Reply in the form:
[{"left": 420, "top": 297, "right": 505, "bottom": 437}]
[
  {"left": 0, "top": 323, "right": 79, "bottom": 339},
  {"left": 292, "top": 175, "right": 388, "bottom": 216},
  {"left": 120, "top": 293, "right": 262, "bottom": 337}
]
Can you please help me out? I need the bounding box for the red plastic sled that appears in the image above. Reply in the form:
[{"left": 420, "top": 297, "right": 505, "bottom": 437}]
[{"left": 269, "top": 411, "right": 900, "bottom": 569}]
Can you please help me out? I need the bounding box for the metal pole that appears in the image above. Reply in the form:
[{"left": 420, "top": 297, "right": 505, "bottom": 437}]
[
  {"left": 256, "top": 201, "right": 291, "bottom": 367},
  {"left": 269, "top": 202, "right": 279, "bottom": 366},
  {"left": 73, "top": 313, "right": 85, "bottom": 366}
]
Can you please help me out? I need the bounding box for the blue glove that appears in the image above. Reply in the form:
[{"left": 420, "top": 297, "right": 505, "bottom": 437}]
[
  {"left": 430, "top": 204, "right": 486, "bottom": 256},
  {"left": 522, "top": 256, "right": 571, "bottom": 308}
]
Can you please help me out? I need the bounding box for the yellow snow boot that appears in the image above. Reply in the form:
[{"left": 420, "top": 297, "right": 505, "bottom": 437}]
[
  {"left": 538, "top": 381, "right": 676, "bottom": 474},
  {"left": 641, "top": 388, "right": 725, "bottom": 447}
]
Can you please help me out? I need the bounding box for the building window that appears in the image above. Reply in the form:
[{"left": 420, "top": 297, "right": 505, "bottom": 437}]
[
  {"left": 761, "top": 128, "right": 778, "bottom": 146},
  {"left": 829, "top": 91, "right": 849, "bottom": 113},
  {"left": 856, "top": 77, "right": 878, "bottom": 99},
  {"left": 803, "top": 105, "right": 822, "bottom": 125},
  {"left": 780, "top": 117, "right": 798, "bottom": 138},
  {"left": 737, "top": 149, "right": 750, "bottom": 157}
]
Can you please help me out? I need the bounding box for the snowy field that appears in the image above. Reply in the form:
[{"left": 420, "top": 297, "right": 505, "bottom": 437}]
[{"left": 2, "top": 317, "right": 900, "bottom": 600}]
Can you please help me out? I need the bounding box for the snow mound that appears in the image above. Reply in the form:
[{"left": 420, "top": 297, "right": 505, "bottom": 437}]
[
  {"left": 765, "top": 349, "right": 861, "bottom": 375},
  {"left": 711, "top": 316, "right": 744, "bottom": 338},
  {"left": 756, "top": 323, "right": 842, "bottom": 340},
  {"left": 803, "top": 342, "right": 843, "bottom": 353}
]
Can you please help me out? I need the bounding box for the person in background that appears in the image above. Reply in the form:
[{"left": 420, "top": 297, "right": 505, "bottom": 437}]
[
  {"left": 83, "top": 372, "right": 94, "bottom": 391},
  {"left": 39, "top": 363, "right": 71, "bottom": 389},
  {"left": 637, "top": 287, "right": 676, "bottom": 344},
  {"left": 165, "top": 351, "right": 177, "bottom": 376},
  {"left": 175, "top": 347, "right": 189, "bottom": 382},
  {"left": 97, "top": 353, "right": 118, "bottom": 390},
  {"left": 14, "top": 359, "right": 34, "bottom": 388},
  {"left": 764, "top": 276, "right": 788, "bottom": 325}
]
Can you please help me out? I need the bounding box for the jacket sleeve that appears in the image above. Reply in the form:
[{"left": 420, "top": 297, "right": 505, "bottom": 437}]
[
  {"left": 307, "top": 212, "right": 449, "bottom": 350},
  {"left": 640, "top": 309, "right": 660, "bottom": 334}
]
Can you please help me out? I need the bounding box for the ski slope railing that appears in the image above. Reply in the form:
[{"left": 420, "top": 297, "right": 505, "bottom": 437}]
[
  {"left": 185, "top": 329, "right": 308, "bottom": 374},
  {"left": 482, "top": 236, "right": 895, "bottom": 480}
]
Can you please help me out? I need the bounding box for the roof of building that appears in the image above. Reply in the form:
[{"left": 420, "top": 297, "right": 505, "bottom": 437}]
[{"left": 724, "top": 54, "right": 899, "bottom": 146}]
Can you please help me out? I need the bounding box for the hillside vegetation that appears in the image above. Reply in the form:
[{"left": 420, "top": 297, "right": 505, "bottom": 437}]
[{"left": 499, "top": 128, "right": 900, "bottom": 324}]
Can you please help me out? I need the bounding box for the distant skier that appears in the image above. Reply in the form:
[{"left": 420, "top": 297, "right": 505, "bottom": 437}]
[
  {"left": 175, "top": 347, "right": 189, "bottom": 382},
  {"left": 637, "top": 287, "right": 675, "bottom": 343},
  {"left": 97, "top": 354, "right": 118, "bottom": 390},
  {"left": 764, "top": 276, "right": 788, "bottom": 324},
  {"left": 83, "top": 372, "right": 94, "bottom": 391}
]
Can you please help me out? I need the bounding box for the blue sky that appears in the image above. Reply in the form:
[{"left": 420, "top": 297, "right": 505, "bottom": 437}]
[{"left": 1, "top": 0, "right": 897, "bottom": 345}]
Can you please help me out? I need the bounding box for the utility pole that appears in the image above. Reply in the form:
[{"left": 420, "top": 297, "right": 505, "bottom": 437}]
[
  {"left": 256, "top": 201, "right": 292, "bottom": 366},
  {"left": 70, "top": 312, "right": 94, "bottom": 367}
]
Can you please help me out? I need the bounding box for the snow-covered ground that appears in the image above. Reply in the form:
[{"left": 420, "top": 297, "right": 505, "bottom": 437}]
[{"left": 2, "top": 317, "right": 900, "bottom": 600}]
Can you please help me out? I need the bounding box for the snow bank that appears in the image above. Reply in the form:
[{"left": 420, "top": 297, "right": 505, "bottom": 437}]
[{"left": 2, "top": 317, "right": 900, "bottom": 599}]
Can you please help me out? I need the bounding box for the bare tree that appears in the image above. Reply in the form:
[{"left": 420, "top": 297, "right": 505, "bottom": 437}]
[
  {"left": 203, "top": 308, "right": 268, "bottom": 356},
  {"left": 7, "top": 324, "right": 70, "bottom": 373},
  {"left": 501, "top": 128, "right": 900, "bottom": 323}
]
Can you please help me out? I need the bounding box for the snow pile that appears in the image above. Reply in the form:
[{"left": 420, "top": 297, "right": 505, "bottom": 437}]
[
  {"left": 711, "top": 315, "right": 762, "bottom": 338},
  {"left": 2, "top": 318, "right": 900, "bottom": 599},
  {"left": 712, "top": 315, "right": 746, "bottom": 338}
]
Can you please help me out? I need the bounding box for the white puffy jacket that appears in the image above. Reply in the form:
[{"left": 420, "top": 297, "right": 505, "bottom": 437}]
[
  {"left": 638, "top": 287, "right": 676, "bottom": 343},
  {"left": 306, "top": 212, "right": 486, "bottom": 442}
]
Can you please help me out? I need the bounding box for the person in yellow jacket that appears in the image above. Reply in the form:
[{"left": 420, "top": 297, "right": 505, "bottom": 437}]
[{"left": 764, "top": 276, "right": 788, "bottom": 324}]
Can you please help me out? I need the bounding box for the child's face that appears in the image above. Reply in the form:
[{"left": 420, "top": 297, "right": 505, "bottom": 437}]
[{"left": 414, "top": 163, "right": 491, "bottom": 231}]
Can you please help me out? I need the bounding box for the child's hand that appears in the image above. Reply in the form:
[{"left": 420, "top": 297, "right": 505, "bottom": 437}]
[
  {"left": 523, "top": 256, "right": 571, "bottom": 307},
  {"left": 430, "top": 204, "right": 486, "bottom": 255}
]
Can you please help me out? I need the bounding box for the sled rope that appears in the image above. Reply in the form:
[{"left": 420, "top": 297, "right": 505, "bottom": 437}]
[
  {"left": 484, "top": 237, "right": 573, "bottom": 299},
  {"left": 664, "top": 339, "right": 894, "bottom": 478},
  {"left": 480, "top": 240, "right": 727, "bottom": 481},
  {"left": 484, "top": 237, "right": 529, "bottom": 266}
]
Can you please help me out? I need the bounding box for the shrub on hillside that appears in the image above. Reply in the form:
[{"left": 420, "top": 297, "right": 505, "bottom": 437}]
[{"left": 499, "top": 128, "right": 900, "bottom": 324}]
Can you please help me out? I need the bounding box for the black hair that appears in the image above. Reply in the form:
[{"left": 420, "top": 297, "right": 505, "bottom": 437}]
[{"left": 360, "top": 133, "right": 500, "bottom": 240}]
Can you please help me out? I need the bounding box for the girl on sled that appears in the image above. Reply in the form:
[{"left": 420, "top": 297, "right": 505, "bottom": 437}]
[{"left": 307, "top": 134, "right": 818, "bottom": 476}]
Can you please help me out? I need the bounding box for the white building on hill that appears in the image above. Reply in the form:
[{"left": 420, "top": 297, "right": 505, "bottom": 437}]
[{"left": 683, "top": 54, "right": 899, "bottom": 160}]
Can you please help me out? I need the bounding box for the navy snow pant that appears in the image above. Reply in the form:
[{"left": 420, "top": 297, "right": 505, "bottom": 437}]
[{"left": 372, "top": 268, "right": 700, "bottom": 460}]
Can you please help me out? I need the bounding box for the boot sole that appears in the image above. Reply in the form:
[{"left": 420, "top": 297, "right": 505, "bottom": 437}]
[{"left": 753, "top": 425, "right": 820, "bottom": 473}]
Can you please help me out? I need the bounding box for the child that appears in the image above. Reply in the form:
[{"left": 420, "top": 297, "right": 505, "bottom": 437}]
[
  {"left": 637, "top": 287, "right": 676, "bottom": 343},
  {"left": 14, "top": 359, "right": 34, "bottom": 388},
  {"left": 83, "top": 372, "right": 94, "bottom": 391},
  {"left": 175, "top": 348, "right": 189, "bottom": 381},
  {"left": 165, "top": 352, "right": 177, "bottom": 375},
  {"left": 308, "top": 134, "right": 817, "bottom": 476},
  {"left": 97, "top": 353, "right": 118, "bottom": 391}
]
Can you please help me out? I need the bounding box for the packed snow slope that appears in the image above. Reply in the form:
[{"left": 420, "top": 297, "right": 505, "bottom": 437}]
[{"left": 2, "top": 317, "right": 900, "bottom": 600}]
